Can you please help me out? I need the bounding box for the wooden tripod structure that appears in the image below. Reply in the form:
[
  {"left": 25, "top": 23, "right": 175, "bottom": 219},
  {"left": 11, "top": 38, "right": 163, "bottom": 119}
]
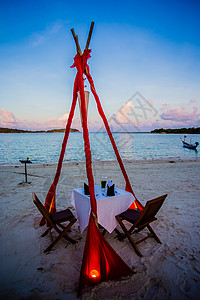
[{"left": 41, "top": 22, "right": 144, "bottom": 295}]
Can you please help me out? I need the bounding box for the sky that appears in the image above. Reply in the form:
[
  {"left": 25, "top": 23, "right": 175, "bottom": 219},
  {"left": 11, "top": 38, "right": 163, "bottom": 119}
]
[{"left": 0, "top": 0, "right": 200, "bottom": 132}]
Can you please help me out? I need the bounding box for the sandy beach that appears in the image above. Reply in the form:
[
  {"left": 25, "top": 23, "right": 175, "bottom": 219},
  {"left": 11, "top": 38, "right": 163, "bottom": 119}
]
[{"left": 0, "top": 159, "right": 200, "bottom": 299}]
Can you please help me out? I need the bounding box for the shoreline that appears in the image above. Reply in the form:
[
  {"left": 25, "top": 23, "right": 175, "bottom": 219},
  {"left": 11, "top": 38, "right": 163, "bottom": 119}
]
[{"left": 0, "top": 156, "right": 199, "bottom": 167}]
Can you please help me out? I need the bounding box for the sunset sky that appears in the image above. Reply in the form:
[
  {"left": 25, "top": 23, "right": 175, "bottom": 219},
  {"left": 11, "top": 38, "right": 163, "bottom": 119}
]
[{"left": 0, "top": 0, "right": 200, "bottom": 131}]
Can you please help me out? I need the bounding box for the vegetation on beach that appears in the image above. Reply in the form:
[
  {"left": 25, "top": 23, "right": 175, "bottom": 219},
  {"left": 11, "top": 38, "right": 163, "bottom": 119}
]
[
  {"left": 151, "top": 127, "right": 200, "bottom": 134},
  {"left": 1, "top": 126, "right": 200, "bottom": 134},
  {"left": 0, "top": 127, "right": 80, "bottom": 133}
]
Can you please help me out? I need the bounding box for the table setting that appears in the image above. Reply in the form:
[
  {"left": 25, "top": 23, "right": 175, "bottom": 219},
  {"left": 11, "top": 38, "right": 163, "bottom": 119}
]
[{"left": 71, "top": 177, "right": 135, "bottom": 234}]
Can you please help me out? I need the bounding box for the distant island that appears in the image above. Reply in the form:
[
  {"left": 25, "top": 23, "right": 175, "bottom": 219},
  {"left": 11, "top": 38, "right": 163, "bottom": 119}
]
[
  {"left": 151, "top": 127, "right": 200, "bottom": 134},
  {"left": 0, "top": 127, "right": 80, "bottom": 133}
]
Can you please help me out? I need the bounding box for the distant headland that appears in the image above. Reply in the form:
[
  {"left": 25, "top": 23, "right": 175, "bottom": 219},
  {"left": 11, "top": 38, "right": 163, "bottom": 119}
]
[
  {"left": 0, "top": 127, "right": 80, "bottom": 133},
  {"left": 151, "top": 127, "right": 200, "bottom": 134}
]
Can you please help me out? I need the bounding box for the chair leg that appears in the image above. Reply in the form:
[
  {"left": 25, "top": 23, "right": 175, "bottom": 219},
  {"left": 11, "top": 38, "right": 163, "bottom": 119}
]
[
  {"left": 114, "top": 228, "right": 126, "bottom": 240},
  {"left": 147, "top": 224, "right": 161, "bottom": 244},
  {"left": 98, "top": 224, "right": 107, "bottom": 236},
  {"left": 55, "top": 219, "right": 77, "bottom": 244},
  {"left": 114, "top": 228, "right": 121, "bottom": 236},
  {"left": 116, "top": 216, "right": 142, "bottom": 257},
  {"left": 44, "top": 219, "right": 77, "bottom": 253},
  {"left": 41, "top": 228, "right": 50, "bottom": 237},
  {"left": 101, "top": 228, "right": 107, "bottom": 236}
]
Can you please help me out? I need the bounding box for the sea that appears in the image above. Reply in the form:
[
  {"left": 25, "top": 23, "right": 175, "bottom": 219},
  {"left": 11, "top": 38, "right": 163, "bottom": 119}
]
[{"left": 0, "top": 132, "right": 199, "bottom": 165}]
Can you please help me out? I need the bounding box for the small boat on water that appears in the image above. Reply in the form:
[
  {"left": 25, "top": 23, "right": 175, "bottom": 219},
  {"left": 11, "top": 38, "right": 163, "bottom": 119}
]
[{"left": 182, "top": 136, "right": 199, "bottom": 150}]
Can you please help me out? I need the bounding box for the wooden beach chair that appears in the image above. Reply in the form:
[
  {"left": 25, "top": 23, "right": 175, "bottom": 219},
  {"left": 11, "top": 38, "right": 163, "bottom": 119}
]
[
  {"left": 115, "top": 194, "right": 167, "bottom": 256},
  {"left": 33, "top": 192, "right": 77, "bottom": 253}
]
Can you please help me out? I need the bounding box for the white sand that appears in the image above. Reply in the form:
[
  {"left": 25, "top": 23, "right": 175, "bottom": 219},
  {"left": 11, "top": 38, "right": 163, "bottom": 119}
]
[{"left": 0, "top": 159, "right": 200, "bottom": 299}]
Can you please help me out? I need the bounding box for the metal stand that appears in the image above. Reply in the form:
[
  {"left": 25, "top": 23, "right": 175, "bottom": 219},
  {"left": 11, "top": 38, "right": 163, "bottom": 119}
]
[{"left": 19, "top": 158, "right": 32, "bottom": 184}]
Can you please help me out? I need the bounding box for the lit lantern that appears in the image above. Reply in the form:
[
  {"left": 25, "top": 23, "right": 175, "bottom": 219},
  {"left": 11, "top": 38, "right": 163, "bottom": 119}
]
[
  {"left": 90, "top": 269, "right": 100, "bottom": 279},
  {"left": 78, "top": 90, "right": 89, "bottom": 127}
]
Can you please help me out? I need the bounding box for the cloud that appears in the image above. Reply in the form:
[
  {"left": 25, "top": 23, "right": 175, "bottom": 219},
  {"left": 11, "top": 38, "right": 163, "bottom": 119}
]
[
  {"left": 111, "top": 93, "right": 158, "bottom": 131},
  {"left": 160, "top": 105, "right": 200, "bottom": 122},
  {"left": 45, "top": 113, "right": 69, "bottom": 128},
  {"left": 102, "top": 97, "right": 200, "bottom": 132},
  {"left": 0, "top": 109, "right": 19, "bottom": 127},
  {"left": 1, "top": 98, "right": 200, "bottom": 133},
  {"left": 158, "top": 100, "right": 200, "bottom": 128},
  {"left": 190, "top": 98, "right": 197, "bottom": 104},
  {"left": 31, "top": 33, "right": 46, "bottom": 47},
  {"left": 0, "top": 108, "right": 101, "bottom": 132},
  {"left": 115, "top": 101, "right": 135, "bottom": 123},
  {"left": 147, "top": 99, "right": 153, "bottom": 106},
  {"left": 28, "top": 21, "right": 64, "bottom": 48},
  {"left": 0, "top": 109, "right": 71, "bottom": 130}
]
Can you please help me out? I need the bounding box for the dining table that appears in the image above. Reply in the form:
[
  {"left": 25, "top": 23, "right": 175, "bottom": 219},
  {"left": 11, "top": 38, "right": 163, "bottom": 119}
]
[{"left": 71, "top": 185, "right": 135, "bottom": 234}]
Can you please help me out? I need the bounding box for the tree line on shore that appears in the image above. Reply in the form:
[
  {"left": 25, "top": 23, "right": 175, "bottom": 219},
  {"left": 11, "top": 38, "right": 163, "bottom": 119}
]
[
  {"left": 1, "top": 126, "right": 200, "bottom": 134},
  {"left": 151, "top": 127, "right": 200, "bottom": 134},
  {"left": 0, "top": 127, "right": 80, "bottom": 133}
]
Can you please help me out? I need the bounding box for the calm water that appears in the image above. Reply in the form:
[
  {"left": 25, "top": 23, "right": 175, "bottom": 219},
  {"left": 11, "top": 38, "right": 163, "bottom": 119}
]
[{"left": 0, "top": 132, "right": 199, "bottom": 165}]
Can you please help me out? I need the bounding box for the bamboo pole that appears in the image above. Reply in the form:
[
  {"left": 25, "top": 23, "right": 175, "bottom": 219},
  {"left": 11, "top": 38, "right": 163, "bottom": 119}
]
[
  {"left": 71, "top": 28, "right": 82, "bottom": 55},
  {"left": 85, "top": 21, "right": 94, "bottom": 51},
  {"left": 71, "top": 21, "right": 95, "bottom": 55}
]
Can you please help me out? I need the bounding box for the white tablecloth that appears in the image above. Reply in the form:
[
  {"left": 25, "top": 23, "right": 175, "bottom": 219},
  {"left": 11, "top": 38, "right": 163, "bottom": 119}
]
[{"left": 71, "top": 185, "right": 135, "bottom": 233}]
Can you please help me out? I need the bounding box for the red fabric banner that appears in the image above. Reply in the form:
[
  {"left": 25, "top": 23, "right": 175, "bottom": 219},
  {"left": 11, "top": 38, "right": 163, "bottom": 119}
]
[{"left": 78, "top": 214, "right": 133, "bottom": 295}]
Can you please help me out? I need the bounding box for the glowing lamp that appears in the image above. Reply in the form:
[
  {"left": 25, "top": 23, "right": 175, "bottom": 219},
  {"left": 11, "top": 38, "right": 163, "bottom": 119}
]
[{"left": 90, "top": 269, "right": 100, "bottom": 279}]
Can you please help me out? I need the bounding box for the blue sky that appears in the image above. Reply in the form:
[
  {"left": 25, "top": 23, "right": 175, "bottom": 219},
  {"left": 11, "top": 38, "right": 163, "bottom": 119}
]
[{"left": 0, "top": 0, "right": 200, "bottom": 131}]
